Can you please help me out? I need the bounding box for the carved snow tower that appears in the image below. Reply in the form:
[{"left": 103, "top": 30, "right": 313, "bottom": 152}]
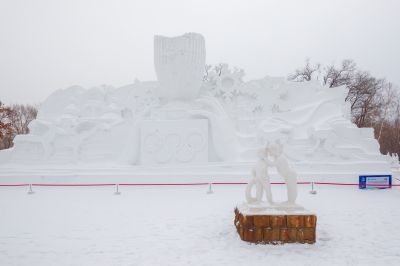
[{"left": 154, "top": 33, "right": 206, "bottom": 100}]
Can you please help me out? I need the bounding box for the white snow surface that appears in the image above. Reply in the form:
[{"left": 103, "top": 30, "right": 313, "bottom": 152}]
[{"left": 1, "top": 184, "right": 399, "bottom": 266}]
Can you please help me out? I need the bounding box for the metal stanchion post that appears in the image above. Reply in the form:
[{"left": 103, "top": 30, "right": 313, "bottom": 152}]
[
  {"left": 207, "top": 183, "right": 213, "bottom": 194},
  {"left": 309, "top": 182, "right": 317, "bottom": 195},
  {"left": 27, "top": 184, "right": 35, "bottom": 195},
  {"left": 114, "top": 184, "right": 121, "bottom": 195}
]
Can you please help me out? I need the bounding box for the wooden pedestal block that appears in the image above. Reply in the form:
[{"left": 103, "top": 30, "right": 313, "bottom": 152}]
[{"left": 234, "top": 207, "right": 317, "bottom": 244}]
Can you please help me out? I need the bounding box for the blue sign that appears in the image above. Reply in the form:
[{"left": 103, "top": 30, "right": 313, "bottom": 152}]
[{"left": 359, "top": 175, "right": 392, "bottom": 189}]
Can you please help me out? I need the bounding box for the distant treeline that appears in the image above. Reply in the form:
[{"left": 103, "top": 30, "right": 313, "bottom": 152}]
[{"left": 289, "top": 59, "right": 399, "bottom": 158}]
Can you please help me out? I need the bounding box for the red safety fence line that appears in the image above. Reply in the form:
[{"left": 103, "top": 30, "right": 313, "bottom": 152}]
[
  {"left": 212, "top": 181, "right": 399, "bottom": 186},
  {"left": 314, "top": 182, "right": 358, "bottom": 186},
  {"left": 32, "top": 183, "right": 116, "bottom": 187},
  {"left": 211, "top": 182, "right": 312, "bottom": 185},
  {"left": 0, "top": 181, "right": 399, "bottom": 187},
  {"left": 313, "top": 182, "right": 400, "bottom": 187},
  {"left": 0, "top": 184, "right": 29, "bottom": 187},
  {"left": 119, "top": 183, "right": 209, "bottom": 186},
  {"left": 298, "top": 182, "right": 312, "bottom": 185},
  {"left": 211, "top": 182, "right": 247, "bottom": 185}
]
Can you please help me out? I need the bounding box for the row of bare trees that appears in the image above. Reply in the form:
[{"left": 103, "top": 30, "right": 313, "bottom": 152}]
[
  {"left": 289, "top": 59, "right": 399, "bottom": 157},
  {"left": 0, "top": 101, "right": 38, "bottom": 150}
]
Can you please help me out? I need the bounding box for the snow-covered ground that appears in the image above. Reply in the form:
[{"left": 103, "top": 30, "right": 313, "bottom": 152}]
[{"left": 1, "top": 184, "right": 399, "bottom": 266}]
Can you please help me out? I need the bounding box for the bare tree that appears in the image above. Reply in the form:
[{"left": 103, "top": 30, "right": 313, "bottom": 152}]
[
  {"left": 0, "top": 102, "right": 38, "bottom": 150},
  {"left": 376, "top": 82, "right": 397, "bottom": 142},
  {"left": 288, "top": 59, "right": 320, "bottom": 82},
  {"left": 346, "top": 71, "right": 383, "bottom": 127},
  {"left": 323, "top": 59, "right": 356, "bottom": 88},
  {"left": 9, "top": 104, "right": 38, "bottom": 135},
  {"left": 0, "top": 101, "right": 15, "bottom": 149}
]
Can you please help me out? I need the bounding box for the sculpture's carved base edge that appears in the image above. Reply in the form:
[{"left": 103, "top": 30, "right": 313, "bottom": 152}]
[{"left": 234, "top": 207, "right": 317, "bottom": 244}]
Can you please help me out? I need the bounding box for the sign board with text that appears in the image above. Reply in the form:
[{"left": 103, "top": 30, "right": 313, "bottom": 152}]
[{"left": 359, "top": 175, "right": 392, "bottom": 189}]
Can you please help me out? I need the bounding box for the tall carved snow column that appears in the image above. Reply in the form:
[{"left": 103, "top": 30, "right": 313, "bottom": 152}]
[
  {"left": 154, "top": 33, "right": 206, "bottom": 100},
  {"left": 139, "top": 33, "right": 209, "bottom": 165}
]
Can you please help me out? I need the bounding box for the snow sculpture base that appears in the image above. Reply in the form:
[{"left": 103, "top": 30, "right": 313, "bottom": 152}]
[
  {"left": 245, "top": 202, "right": 305, "bottom": 212},
  {"left": 234, "top": 203, "right": 317, "bottom": 244}
]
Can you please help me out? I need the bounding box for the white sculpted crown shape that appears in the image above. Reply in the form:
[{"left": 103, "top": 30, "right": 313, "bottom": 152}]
[{"left": 154, "top": 33, "right": 206, "bottom": 100}]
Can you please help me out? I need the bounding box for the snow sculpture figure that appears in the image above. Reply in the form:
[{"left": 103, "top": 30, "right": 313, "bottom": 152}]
[
  {"left": 267, "top": 141, "right": 299, "bottom": 207},
  {"left": 245, "top": 141, "right": 302, "bottom": 210},
  {"left": 245, "top": 148, "right": 273, "bottom": 204},
  {"left": 154, "top": 33, "right": 206, "bottom": 100}
]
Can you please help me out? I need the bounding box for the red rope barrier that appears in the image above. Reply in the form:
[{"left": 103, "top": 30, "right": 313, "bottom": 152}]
[
  {"left": 0, "top": 184, "right": 29, "bottom": 187},
  {"left": 31, "top": 183, "right": 116, "bottom": 187},
  {"left": 0, "top": 183, "right": 117, "bottom": 187},
  {"left": 211, "top": 182, "right": 247, "bottom": 185},
  {"left": 0, "top": 181, "right": 399, "bottom": 187},
  {"left": 314, "top": 182, "right": 358, "bottom": 186},
  {"left": 119, "top": 183, "right": 209, "bottom": 186}
]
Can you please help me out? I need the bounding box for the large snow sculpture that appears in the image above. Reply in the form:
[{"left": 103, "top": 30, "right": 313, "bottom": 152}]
[
  {"left": 154, "top": 33, "right": 205, "bottom": 100},
  {"left": 0, "top": 32, "right": 392, "bottom": 182}
]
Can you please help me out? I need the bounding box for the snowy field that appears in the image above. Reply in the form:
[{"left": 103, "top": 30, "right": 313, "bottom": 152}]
[{"left": 1, "top": 184, "right": 400, "bottom": 266}]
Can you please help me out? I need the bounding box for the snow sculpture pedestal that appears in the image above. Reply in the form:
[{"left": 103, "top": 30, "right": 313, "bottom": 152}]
[{"left": 234, "top": 204, "right": 317, "bottom": 244}]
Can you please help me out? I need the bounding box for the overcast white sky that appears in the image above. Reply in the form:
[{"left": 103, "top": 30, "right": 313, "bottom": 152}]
[{"left": 0, "top": 0, "right": 399, "bottom": 104}]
